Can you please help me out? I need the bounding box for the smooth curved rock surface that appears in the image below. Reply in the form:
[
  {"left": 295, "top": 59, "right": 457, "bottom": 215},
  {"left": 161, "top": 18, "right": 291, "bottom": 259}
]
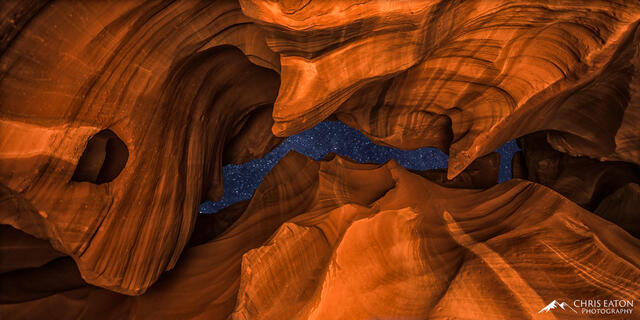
[
  {"left": 0, "top": 256, "right": 85, "bottom": 304},
  {"left": 3, "top": 152, "right": 638, "bottom": 319},
  {"left": 595, "top": 183, "right": 640, "bottom": 238},
  {"left": 413, "top": 152, "right": 499, "bottom": 189},
  {"left": 1, "top": 1, "right": 639, "bottom": 318},
  {"left": 0, "top": 0, "right": 281, "bottom": 294},
  {"left": 0, "top": 224, "right": 65, "bottom": 274},
  {"left": 512, "top": 133, "right": 640, "bottom": 210},
  {"left": 242, "top": 0, "right": 640, "bottom": 178},
  {"left": 230, "top": 153, "right": 640, "bottom": 320}
]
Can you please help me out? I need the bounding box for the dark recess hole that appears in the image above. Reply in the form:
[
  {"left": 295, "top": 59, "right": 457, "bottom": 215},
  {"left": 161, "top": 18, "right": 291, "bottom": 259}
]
[{"left": 71, "top": 129, "right": 128, "bottom": 184}]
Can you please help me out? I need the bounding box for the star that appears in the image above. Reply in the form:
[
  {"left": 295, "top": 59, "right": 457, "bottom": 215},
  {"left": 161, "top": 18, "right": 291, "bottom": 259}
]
[{"left": 199, "top": 121, "right": 519, "bottom": 213}]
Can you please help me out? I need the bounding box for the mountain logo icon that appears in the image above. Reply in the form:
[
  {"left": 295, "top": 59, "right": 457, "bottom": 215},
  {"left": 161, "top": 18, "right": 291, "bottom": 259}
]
[{"left": 539, "top": 300, "right": 578, "bottom": 313}]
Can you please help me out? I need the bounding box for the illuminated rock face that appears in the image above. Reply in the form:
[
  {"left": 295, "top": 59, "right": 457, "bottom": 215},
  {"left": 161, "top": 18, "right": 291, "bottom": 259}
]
[
  {"left": 0, "top": 1, "right": 281, "bottom": 295},
  {"left": 228, "top": 153, "right": 640, "bottom": 320},
  {"left": 3, "top": 152, "right": 640, "bottom": 319},
  {"left": 1, "top": 0, "right": 640, "bottom": 319},
  {"left": 241, "top": 0, "right": 640, "bottom": 178}
]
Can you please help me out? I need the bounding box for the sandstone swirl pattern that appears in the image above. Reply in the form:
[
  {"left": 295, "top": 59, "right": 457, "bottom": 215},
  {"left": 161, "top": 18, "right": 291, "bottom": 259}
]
[
  {"left": 1, "top": 0, "right": 639, "bottom": 318},
  {"left": 3, "top": 152, "right": 639, "bottom": 319},
  {"left": 229, "top": 153, "right": 640, "bottom": 319},
  {"left": 0, "top": 0, "right": 281, "bottom": 295},
  {"left": 241, "top": 0, "right": 640, "bottom": 177}
]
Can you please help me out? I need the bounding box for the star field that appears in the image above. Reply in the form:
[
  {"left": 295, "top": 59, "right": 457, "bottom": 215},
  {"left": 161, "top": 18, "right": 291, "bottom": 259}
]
[{"left": 200, "top": 121, "right": 519, "bottom": 213}]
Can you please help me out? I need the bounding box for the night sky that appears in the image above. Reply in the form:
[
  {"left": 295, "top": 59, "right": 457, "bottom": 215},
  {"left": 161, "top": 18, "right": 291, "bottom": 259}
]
[{"left": 200, "top": 121, "right": 519, "bottom": 213}]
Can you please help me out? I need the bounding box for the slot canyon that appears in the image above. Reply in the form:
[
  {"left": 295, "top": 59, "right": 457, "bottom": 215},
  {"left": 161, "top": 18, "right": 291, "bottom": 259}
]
[{"left": 1, "top": 0, "right": 639, "bottom": 319}]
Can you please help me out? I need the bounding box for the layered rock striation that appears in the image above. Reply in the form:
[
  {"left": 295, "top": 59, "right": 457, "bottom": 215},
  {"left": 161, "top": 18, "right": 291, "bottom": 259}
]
[
  {"left": 1, "top": 1, "right": 639, "bottom": 318},
  {"left": 0, "top": 0, "right": 281, "bottom": 294},
  {"left": 3, "top": 152, "right": 639, "bottom": 319},
  {"left": 242, "top": 0, "right": 640, "bottom": 177}
]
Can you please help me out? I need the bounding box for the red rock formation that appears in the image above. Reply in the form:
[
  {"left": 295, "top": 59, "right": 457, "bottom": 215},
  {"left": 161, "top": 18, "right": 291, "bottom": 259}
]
[
  {"left": 413, "top": 152, "right": 499, "bottom": 189},
  {"left": 229, "top": 153, "right": 640, "bottom": 319},
  {"left": 595, "top": 183, "right": 640, "bottom": 238},
  {"left": 187, "top": 200, "right": 250, "bottom": 247},
  {"left": 241, "top": 0, "right": 640, "bottom": 177},
  {"left": 0, "top": 256, "right": 84, "bottom": 304},
  {"left": 512, "top": 133, "right": 640, "bottom": 210},
  {"left": 3, "top": 152, "right": 639, "bottom": 319},
  {"left": 0, "top": 1, "right": 282, "bottom": 294},
  {"left": 2, "top": 1, "right": 640, "bottom": 318},
  {"left": 0, "top": 224, "right": 64, "bottom": 274}
]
